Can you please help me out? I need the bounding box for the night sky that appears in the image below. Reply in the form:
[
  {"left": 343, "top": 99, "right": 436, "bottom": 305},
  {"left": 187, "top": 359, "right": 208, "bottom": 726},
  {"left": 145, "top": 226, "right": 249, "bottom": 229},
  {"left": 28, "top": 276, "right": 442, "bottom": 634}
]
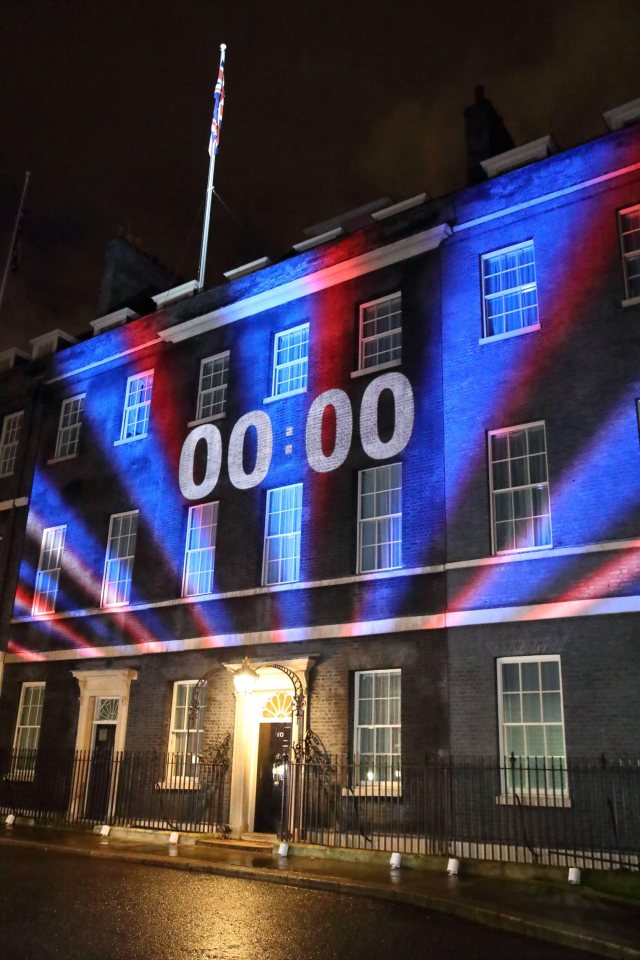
[{"left": 1, "top": 0, "right": 638, "bottom": 351}]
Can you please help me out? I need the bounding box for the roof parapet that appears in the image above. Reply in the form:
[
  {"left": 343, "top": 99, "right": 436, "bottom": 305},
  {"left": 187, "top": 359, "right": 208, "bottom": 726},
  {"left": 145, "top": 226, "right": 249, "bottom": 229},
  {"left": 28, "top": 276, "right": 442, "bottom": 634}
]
[
  {"left": 603, "top": 97, "right": 640, "bottom": 132},
  {"left": 480, "top": 135, "right": 558, "bottom": 179}
]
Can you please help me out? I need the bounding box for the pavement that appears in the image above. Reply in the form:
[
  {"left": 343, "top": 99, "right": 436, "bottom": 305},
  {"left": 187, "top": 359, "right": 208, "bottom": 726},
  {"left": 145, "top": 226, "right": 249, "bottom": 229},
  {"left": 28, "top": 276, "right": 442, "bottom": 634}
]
[{"left": 0, "top": 823, "right": 638, "bottom": 959}]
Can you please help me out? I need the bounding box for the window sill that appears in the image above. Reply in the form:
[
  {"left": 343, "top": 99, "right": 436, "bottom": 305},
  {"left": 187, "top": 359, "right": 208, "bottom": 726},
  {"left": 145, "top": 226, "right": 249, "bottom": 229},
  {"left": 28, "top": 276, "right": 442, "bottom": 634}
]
[
  {"left": 621, "top": 295, "right": 640, "bottom": 308},
  {"left": 187, "top": 413, "right": 226, "bottom": 428},
  {"left": 357, "top": 562, "right": 402, "bottom": 576},
  {"left": 156, "top": 778, "right": 202, "bottom": 791},
  {"left": 496, "top": 793, "right": 571, "bottom": 808},
  {"left": 47, "top": 453, "right": 78, "bottom": 465},
  {"left": 113, "top": 434, "right": 148, "bottom": 447},
  {"left": 493, "top": 543, "right": 552, "bottom": 557},
  {"left": 480, "top": 323, "right": 540, "bottom": 344},
  {"left": 350, "top": 359, "right": 402, "bottom": 379},
  {"left": 263, "top": 387, "right": 308, "bottom": 404},
  {"left": 342, "top": 783, "right": 402, "bottom": 798}
]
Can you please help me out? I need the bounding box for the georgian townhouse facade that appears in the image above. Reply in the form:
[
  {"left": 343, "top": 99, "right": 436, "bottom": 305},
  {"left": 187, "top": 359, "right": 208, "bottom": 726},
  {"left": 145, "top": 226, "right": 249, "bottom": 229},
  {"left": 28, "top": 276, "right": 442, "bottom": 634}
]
[{"left": 0, "top": 117, "right": 639, "bottom": 842}]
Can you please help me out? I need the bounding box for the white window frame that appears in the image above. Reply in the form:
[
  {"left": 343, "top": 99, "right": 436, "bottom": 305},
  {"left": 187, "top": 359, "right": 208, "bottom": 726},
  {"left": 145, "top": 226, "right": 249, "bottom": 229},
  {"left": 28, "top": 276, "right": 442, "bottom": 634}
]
[
  {"left": 262, "top": 483, "right": 303, "bottom": 586},
  {"left": 182, "top": 502, "right": 219, "bottom": 597},
  {"left": 497, "top": 655, "right": 568, "bottom": 804},
  {"left": 357, "top": 463, "right": 402, "bottom": 573},
  {"left": 353, "top": 669, "right": 401, "bottom": 790},
  {"left": 53, "top": 394, "right": 85, "bottom": 461},
  {"left": 481, "top": 240, "right": 539, "bottom": 341},
  {"left": 101, "top": 510, "right": 139, "bottom": 607},
  {"left": 167, "top": 680, "right": 206, "bottom": 785},
  {"left": 269, "top": 323, "right": 309, "bottom": 399},
  {"left": 116, "top": 369, "right": 154, "bottom": 444},
  {"left": 357, "top": 292, "right": 402, "bottom": 373},
  {"left": 0, "top": 410, "right": 24, "bottom": 477},
  {"left": 32, "top": 524, "right": 67, "bottom": 616},
  {"left": 488, "top": 421, "right": 552, "bottom": 555},
  {"left": 618, "top": 203, "right": 640, "bottom": 303},
  {"left": 11, "top": 682, "right": 45, "bottom": 779},
  {"left": 195, "top": 351, "right": 229, "bottom": 423}
]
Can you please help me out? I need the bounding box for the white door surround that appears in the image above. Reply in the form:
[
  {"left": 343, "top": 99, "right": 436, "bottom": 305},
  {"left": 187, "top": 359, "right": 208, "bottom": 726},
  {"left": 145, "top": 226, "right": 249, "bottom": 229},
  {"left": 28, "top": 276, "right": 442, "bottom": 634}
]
[
  {"left": 70, "top": 669, "right": 137, "bottom": 819},
  {"left": 223, "top": 656, "right": 314, "bottom": 836}
]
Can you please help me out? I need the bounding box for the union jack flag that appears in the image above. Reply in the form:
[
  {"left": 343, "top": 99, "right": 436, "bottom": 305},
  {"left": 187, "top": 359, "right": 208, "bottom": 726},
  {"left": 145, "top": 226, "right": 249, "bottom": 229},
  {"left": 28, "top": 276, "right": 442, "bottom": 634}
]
[{"left": 209, "top": 45, "right": 226, "bottom": 157}]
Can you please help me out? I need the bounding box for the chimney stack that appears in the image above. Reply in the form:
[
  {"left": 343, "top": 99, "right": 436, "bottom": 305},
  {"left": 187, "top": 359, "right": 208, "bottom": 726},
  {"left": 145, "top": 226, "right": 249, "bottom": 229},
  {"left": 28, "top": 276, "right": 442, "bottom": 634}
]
[{"left": 464, "top": 86, "right": 514, "bottom": 185}]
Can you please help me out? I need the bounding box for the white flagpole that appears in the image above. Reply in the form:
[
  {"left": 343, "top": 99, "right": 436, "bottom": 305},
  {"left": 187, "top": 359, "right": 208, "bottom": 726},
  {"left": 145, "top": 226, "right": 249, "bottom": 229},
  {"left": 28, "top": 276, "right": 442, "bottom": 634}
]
[
  {"left": 198, "top": 43, "right": 226, "bottom": 291},
  {"left": 0, "top": 170, "right": 30, "bottom": 319}
]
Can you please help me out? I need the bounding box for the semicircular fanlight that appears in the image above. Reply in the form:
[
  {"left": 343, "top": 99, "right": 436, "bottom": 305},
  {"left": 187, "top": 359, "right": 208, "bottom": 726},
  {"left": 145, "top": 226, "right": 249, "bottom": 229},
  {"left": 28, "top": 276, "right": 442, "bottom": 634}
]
[{"left": 262, "top": 692, "right": 293, "bottom": 720}]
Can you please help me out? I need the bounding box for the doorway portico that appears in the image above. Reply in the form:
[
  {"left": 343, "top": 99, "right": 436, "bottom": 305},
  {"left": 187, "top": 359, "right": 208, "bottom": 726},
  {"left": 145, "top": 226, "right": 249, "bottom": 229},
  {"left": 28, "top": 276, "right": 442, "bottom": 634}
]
[{"left": 224, "top": 656, "right": 314, "bottom": 836}]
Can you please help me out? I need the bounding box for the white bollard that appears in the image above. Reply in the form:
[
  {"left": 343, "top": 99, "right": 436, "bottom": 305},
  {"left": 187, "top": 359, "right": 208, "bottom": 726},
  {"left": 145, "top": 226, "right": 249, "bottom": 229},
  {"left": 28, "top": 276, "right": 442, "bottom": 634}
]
[
  {"left": 5, "top": 814, "right": 15, "bottom": 826},
  {"left": 168, "top": 831, "right": 180, "bottom": 845},
  {"left": 278, "top": 842, "right": 289, "bottom": 857},
  {"left": 447, "top": 857, "right": 459, "bottom": 876},
  {"left": 389, "top": 852, "right": 402, "bottom": 869},
  {"left": 568, "top": 867, "right": 581, "bottom": 885}
]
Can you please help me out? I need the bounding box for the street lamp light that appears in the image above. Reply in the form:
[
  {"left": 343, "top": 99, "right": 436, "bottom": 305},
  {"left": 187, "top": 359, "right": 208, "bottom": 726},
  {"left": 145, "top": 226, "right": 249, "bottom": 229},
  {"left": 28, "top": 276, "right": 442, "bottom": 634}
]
[{"left": 232, "top": 656, "right": 259, "bottom": 695}]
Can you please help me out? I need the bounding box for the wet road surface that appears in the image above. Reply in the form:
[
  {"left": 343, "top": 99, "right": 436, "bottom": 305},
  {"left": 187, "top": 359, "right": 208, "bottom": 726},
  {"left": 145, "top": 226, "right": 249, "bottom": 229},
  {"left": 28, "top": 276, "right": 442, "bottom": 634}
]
[{"left": 0, "top": 846, "right": 597, "bottom": 959}]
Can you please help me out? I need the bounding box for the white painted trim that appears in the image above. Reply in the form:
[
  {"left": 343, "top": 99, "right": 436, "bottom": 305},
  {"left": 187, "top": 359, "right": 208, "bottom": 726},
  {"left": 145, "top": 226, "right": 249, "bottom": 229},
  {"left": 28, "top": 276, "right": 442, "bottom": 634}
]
[
  {"left": 621, "top": 295, "right": 640, "bottom": 308},
  {"left": 371, "top": 194, "right": 429, "bottom": 220},
  {"left": 603, "top": 98, "right": 640, "bottom": 131},
  {"left": 152, "top": 280, "right": 199, "bottom": 307},
  {"left": 8, "top": 591, "right": 640, "bottom": 664},
  {"left": 186, "top": 412, "right": 226, "bottom": 428},
  {"left": 90, "top": 308, "right": 138, "bottom": 335},
  {"left": 446, "top": 535, "right": 640, "bottom": 569},
  {"left": 113, "top": 433, "right": 148, "bottom": 447},
  {"left": 480, "top": 136, "right": 557, "bottom": 179},
  {"left": 9, "top": 536, "right": 640, "bottom": 626},
  {"left": 223, "top": 257, "right": 272, "bottom": 281},
  {"left": 480, "top": 323, "right": 540, "bottom": 345},
  {"left": 292, "top": 227, "right": 345, "bottom": 252},
  {"left": 159, "top": 224, "right": 453, "bottom": 344},
  {"left": 45, "top": 337, "right": 162, "bottom": 386},
  {"left": 455, "top": 161, "right": 640, "bottom": 235},
  {"left": 47, "top": 454, "right": 78, "bottom": 465},
  {"left": 263, "top": 387, "right": 307, "bottom": 404},
  {"left": 350, "top": 359, "right": 402, "bottom": 379}
]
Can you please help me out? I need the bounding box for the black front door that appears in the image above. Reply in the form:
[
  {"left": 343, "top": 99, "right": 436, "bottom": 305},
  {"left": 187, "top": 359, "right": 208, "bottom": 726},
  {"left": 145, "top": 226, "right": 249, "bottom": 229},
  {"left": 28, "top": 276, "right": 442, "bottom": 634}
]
[
  {"left": 85, "top": 724, "right": 116, "bottom": 821},
  {"left": 254, "top": 722, "right": 291, "bottom": 833}
]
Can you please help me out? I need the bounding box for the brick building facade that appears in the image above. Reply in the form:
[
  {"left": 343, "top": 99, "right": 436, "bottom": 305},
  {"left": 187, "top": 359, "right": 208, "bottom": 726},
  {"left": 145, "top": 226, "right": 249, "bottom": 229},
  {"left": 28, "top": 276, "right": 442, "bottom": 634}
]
[{"left": 0, "top": 115, "right": 639, "bottom": 839}]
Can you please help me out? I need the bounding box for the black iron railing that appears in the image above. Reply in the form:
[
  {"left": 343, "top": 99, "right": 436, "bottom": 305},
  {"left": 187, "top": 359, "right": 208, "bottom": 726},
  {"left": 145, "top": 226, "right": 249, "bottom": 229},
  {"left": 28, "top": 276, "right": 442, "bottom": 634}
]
[
  {"left": 2, "top": 749, "right": 638, "bottom": 870},
  {"left": 288, "top": 754, "right": 640, "bottom": 870},
  {"left": 0, "top": 749, "right": 230, "bottom": 834}
]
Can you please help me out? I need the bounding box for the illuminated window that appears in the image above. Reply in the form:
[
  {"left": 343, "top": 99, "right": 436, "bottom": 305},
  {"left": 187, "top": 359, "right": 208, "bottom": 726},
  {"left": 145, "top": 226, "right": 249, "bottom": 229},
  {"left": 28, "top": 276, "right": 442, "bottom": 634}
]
[
  {"left": 101, "top": 510, "right": 138, "bottom": 606},
  {"left": 619, "top": 204, "right": 640, "bottom": 300},
  {"left": 182, "top": 502, "right": 219, "bottom": 596},
  {"left": 262, "top": 483, "right": 302, "bottom": 585},
  {"left": 489, "top": 422, "right": 551, "bottom": 553},
  {"left": 119, "top": 370, "right": 153, "bottom": 442},
  {"left": 271, "top": 324, "right": 309, "bottom": 397},
  {"left": 0, "top": 410, "right": 24, "bottom": 477},
  {"left": 497, "top": 656, "right": 567, "bottom": 796},
  {"left": 54, "top": 394, "right": 85, "bottom": 459},
  {"left": 12, "top": 682, "right": 45, "bottom": 778},
  {"left": 196, "top": 351, "right": 229, "bottom": 421},
  {"left": 168, "top": 680, "right": 206, "bottom": 779},
  {"left": 358, "top": 293, "right": 402, "bottom": 371},
  {"left": 358, "top": 463, "right": 402, "bottom": 573},
  {"left": 32, "top": 525, "right": 66, "bottom": 615},
  {"left": 354, "top": 670, "right": 401, "bottom": 783},
  {"left": 481, "top": 241, "right": 538, "bottom": 339}
]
